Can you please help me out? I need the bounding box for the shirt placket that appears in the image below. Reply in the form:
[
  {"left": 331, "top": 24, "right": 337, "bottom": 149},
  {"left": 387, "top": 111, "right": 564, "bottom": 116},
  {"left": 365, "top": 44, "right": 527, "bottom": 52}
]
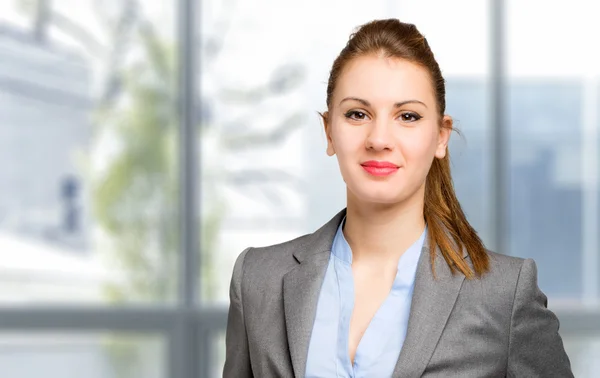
[{"left": 334, "top": 256, "right": 356, "bottom": 378}]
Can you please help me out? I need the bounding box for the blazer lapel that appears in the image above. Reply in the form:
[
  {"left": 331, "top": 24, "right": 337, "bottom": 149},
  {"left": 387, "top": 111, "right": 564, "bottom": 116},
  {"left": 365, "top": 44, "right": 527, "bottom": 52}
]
[
  {"left": 392, "top": 244, "right": 468, "bottom": 378},
  {"left": 283, "top": 208, "right": 346, "bottom": 378}
]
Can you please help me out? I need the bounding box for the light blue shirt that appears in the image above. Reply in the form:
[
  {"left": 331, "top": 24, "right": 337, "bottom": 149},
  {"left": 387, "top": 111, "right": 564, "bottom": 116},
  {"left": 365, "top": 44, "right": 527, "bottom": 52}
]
[{"left": 305, "top": 216, "right": 426, "bottom": 378}]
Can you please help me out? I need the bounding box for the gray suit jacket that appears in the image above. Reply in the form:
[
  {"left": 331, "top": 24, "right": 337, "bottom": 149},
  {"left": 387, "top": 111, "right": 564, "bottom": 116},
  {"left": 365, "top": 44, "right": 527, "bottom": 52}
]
[{"left": 223, "top": 209, "right": 573, "bottom": 377}]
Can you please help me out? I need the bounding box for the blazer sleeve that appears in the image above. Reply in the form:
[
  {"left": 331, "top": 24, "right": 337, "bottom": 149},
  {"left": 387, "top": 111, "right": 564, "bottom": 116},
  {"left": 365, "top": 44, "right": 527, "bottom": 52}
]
[
  {"left": 507, "top": 258, "right": 573, "bottom": 377},
  {"left": 223, "top": 247, "right": 253, "bottom": 378}
]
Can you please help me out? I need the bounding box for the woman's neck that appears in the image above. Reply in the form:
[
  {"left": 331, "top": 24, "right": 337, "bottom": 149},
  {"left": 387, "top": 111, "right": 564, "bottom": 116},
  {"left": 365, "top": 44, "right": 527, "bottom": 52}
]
[{"left": 343, "top": 190, "right": 426, "bottom": 266}]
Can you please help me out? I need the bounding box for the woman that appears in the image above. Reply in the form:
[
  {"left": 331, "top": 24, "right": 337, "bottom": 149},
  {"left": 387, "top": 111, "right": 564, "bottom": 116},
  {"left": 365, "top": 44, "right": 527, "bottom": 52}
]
[{"left": 223, "top": 19, "right": 573, "bottom": 378}]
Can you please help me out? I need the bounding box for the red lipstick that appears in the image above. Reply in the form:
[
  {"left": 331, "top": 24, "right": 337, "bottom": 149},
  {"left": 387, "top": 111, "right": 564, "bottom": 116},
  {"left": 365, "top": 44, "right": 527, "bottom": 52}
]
[{"left": 360, "top": 160, "right": 399, "bottom": 176}]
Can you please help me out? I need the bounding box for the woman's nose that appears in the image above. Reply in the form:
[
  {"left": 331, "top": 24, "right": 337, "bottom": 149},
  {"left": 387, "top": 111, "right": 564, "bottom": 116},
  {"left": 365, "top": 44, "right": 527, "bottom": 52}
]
[{"left": 365, "top": 119, "right": 394, "bottom": 151}]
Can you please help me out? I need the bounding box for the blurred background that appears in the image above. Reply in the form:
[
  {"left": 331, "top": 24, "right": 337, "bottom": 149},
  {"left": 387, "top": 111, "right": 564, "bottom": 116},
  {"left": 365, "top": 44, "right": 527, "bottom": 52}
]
[{"left": 0, "top": 0, "right": 598, "bottom": 376}]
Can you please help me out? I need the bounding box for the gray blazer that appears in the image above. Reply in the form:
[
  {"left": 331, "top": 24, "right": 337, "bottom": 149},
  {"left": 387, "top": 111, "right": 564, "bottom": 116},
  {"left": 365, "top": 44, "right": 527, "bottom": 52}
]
[{"left": 223, "top": 209, "right": 573, "bottom": 377}]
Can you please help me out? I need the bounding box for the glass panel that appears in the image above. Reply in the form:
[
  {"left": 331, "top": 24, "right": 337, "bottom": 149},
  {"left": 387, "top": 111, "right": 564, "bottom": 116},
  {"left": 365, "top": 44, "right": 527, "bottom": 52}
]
[
  {"left": 507, "top": 0, "right": 600, "bottom": 303},
  {"left": 562, "top": 335, "right": 600, "bottom": 377},
  {"left": 198, "top": 0, "right": 490, "bottom": 303},
  {"left": 0, "top": 0, "right": 179, "bottom": 304},
  {"left": 446, "top": 80, "right": 491, "bottom": 244},
  {"left": 0, "top": 333, "right": 165, "bottom": 378},
  {"left": 211, "top": 331, "right": 226, "bottom": 378},
  {"left": 507, "top": 81, "right": 583, "bottom": 297}
]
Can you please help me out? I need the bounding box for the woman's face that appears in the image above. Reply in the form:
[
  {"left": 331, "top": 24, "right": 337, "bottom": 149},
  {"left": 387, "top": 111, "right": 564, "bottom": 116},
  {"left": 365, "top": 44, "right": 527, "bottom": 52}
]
[{"left": 323, "top": 55, "right": 452, "bottom": 206}]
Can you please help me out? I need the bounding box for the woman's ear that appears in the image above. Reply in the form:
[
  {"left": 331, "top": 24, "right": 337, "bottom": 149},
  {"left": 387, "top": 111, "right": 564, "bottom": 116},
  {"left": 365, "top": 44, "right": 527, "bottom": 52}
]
[
  {"left": 321, "top": 111, "right": 335, "bottom": 156},
  {"left": 435, "top": 115, "right": 452, "bottom": 159}
]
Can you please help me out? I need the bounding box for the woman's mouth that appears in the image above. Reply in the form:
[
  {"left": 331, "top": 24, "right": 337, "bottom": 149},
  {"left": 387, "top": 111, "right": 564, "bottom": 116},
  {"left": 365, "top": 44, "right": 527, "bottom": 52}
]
[{"left": 360, "top": 161, "right": 399, "bottom": 176}]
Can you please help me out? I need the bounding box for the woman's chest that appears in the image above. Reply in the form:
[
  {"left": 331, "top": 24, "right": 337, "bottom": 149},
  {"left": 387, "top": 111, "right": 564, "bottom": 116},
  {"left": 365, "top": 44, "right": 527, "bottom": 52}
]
[
  {"left": 349, "top": 266, "right": 398, "bottom": 362},
  {"left": 305, "top": 259, "right": 415, "bottom": 377}
]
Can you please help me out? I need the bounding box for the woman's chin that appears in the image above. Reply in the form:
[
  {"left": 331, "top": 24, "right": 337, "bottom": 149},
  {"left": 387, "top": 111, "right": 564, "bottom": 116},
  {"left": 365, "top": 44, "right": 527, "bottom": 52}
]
[{"left": 350, "top": 191, "right": 405, "bottom": 206}]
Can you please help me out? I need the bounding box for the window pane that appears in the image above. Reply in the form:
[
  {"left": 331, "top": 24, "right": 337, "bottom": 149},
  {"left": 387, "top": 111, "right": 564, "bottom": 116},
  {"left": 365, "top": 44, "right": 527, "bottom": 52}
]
[
  {"left": 211, "top": 331, "right": 226, "bottom": 378},
  {"left": 507, "top": 0, "right": 600, "bottom": 303},
  {"left": 446, "top": 79, "right": 491, "bottom": 244},
  {"left": 562, "top": 335, "right": 600, "bottom": 377},
  {"left": 198, "top": 0, "right": 490, "bottom": 303},
  {"left": 508, "top": 81, "right": 583, "bottom": 297},
  {"left": 0, "top": 1, "right": 179, "bottom": 304},
  {"left": 0, "top": 333, "right": 165, "bottom": 378}
]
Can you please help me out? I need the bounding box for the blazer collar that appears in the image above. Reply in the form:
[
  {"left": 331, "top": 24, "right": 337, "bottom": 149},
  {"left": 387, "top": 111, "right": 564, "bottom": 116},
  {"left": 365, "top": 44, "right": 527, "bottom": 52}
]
[
  {"left": 291, "top": 208, "right": 346, "bottom": 263},
  {"left": 283, "top": 208, "right": 345, "bottom": 378},
  {"left": 391, "top": 240, "right": 467, "bottom": 377},
  {"left": 283, "top": 208, "right": 468, "bottom": 378}
]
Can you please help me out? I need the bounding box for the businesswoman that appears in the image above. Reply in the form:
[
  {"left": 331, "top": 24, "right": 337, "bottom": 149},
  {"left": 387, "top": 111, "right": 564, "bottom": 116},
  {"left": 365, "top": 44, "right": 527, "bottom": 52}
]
[{"left": 224, "top": 19, "right": 573, "bottom": 377}]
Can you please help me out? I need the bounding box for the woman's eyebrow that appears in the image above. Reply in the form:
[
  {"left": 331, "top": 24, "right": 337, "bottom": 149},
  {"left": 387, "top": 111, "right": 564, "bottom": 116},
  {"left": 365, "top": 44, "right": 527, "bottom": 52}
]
[
  {"left": 394, "top": 100, "right": 428, "bottom": 109},
  {"left": 339, "top": 97, "right": 371, "bottom": 107},
  {"left": 339, "top": 97, "right": 428, "bottom": 109}
]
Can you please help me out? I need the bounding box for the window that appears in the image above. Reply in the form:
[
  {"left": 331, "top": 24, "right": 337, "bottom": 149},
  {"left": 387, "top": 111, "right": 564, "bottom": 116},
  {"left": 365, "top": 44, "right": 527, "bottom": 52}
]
[{"left": 0, "top": 0, "right": 598, "bottom": 376}]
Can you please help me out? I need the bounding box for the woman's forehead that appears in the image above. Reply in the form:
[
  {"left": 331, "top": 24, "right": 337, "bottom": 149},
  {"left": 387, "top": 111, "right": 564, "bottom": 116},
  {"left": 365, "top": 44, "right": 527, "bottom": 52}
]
[{"left": 333, "top": 55, "right": 435, "bottom": 107}]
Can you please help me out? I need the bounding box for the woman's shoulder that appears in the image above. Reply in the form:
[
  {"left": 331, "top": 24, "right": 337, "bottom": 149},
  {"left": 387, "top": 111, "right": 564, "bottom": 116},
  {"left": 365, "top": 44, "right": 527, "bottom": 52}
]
[
  {"left": 233, "top": 210, "right": 345, "bottom": 278},
  {"left": 484, "top": 249, "right": 526, "bottom": 275},
  {"left": 232, "top": 231, "right": 317, "bottom": 279},
  {"left": 485, "top": 249, "right": 545, "bottom": 290},
  {"left": 483, "top": 249, "right": 544, "bottom": 279},
  {"left": 476, "top": 249, "right": 544, "bottom": 300},
  {"left": 478, "top": 249, "right": 527, "bottom": 283}
]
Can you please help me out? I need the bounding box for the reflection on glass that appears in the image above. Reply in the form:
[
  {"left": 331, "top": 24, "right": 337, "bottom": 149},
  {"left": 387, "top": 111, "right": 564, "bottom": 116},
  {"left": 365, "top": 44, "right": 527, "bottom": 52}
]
[
  {"left": 0, "top": 1, "right": 178, "bottom": 304},
  {"left": 0, "top": 333, "right": 164, "bottom": 378}
]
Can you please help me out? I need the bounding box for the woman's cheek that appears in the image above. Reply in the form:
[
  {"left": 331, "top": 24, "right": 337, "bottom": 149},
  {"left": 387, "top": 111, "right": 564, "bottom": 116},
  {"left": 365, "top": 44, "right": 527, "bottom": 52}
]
[{"left": 403, "top": 131, "right": 437, "bottom": 160}]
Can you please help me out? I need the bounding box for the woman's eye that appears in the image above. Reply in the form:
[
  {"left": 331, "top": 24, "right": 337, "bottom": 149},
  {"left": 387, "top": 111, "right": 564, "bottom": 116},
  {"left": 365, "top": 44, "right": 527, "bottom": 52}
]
[
  {"left": 344, "top": 110, "right": 368, "bottom": 120},
  {"left": 400, "top": 112, "right": 422, "bottom": 122}
]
